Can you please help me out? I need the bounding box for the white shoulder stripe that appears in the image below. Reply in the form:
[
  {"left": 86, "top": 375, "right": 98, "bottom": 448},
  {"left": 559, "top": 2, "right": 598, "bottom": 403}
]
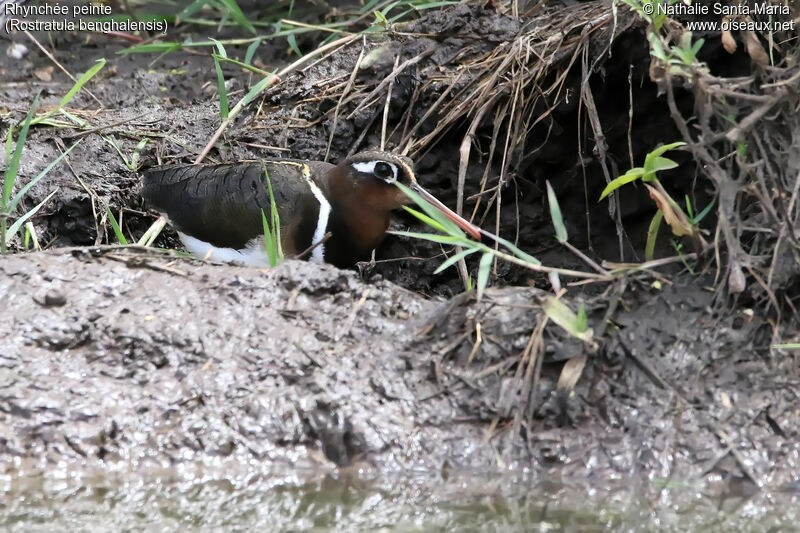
[{"left": 300, "top": 165, "right": 331, "bottom": 263}]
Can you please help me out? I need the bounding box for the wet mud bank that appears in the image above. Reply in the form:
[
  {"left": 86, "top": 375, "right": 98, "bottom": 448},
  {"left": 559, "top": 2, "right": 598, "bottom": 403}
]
[{"left": 2, "top": 247, "right": 799, "bottom": 496}]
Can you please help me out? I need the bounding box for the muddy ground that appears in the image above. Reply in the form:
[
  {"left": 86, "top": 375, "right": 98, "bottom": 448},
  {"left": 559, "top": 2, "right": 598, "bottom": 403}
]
[
  {"left": 1, "top": 248, "right": 799, "bottom": 528},
  {"left": 1, "top": 0, "right": 800, "bottom": 528}
]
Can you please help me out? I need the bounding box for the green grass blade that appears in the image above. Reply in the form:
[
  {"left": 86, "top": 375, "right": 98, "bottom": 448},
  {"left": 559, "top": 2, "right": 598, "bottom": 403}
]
[
  {"left": 217, "top": 0, "right": 255, "bottom": 34},
  {"left": 261, "top": 165, "right": 282, "bottom": 266},
  {"left": 261, "top": 210, "right": 277, "bottom": 266},
  {"left": 684, "top": 194, "right": 694, "bottom": 219},
  {"left": 401, "top": 205, "right": 447, "bottom": 233},
  {"left": 211, "top": 40, "right": 229, "bottom": 118},
  {"left": 546, "top": 180, "right": 567, "bottom": 243},
  {"left": 213, "top": 58, "right": 229, "bottom": 118},
  {"left": 244, "top": 39, "right": 261, "bottom": 64},
  {"left": 137, "top": 216, "right": 166, "bottom": 246},
  {"left": 693, "top": 199, "right": 715, "bottom": 224},
  {"left": 394, "top": 181, "right": 465, "bottom": 237},
  {"left": 216, "top": 53, "right": 271, "bottom": 76},
  {"left": 118, "top": 42, "right": 182, "bottom": 54},
  {"left": 8, "top": 139, "right": 82, "bottom": 213},
  {"left": 24, "top": 221, "right": 40, "bottom": 251},
  {"left": 177, "top": 0, "right": 207, "bottom": 19},
  {"left": 360, "top": 0, "right": 383, "bottom": 14},
  {"left": 128, "top": 138, "right": 150, "bottom": 171},
  {"left": 103, "top": 135, "right": 130, "bottom": 168},
  {"left": 236, "top": 72, "right": 278, "bottom": 111},
  {"left": 105, "top": 204, "right": 128, "bottom": 245},
  {"left": 286, "top": 33, "right": 302, "bottom": 56},
  {"left": 476, "top": 252, "right": 492, "bottom": 301},
  {"left": 5, "top": 188, "right": 58, "bottom": 242},
  {"left": 434, "top": 247, "right": 478, "bottom": 274},
  {"left": 645, "top": 210, "right": 663, "bottom": 261},
  {"left": 5, "top": 121, "right": 12, "bottom": 161},
  {"left": 211, "top": 38, "right": 228, "bottom": 58},
  {"left": 4, "top": 92, "right": 40, "bottom": 209},
  {"left": 482, "top": 231, "right": 540, "bottom": 265},
  {"left": 390, "top": 230, "right": 466, "bottom": 245},
  {"left": 59, "top": 59, "right": 106, "bottom": 109}
]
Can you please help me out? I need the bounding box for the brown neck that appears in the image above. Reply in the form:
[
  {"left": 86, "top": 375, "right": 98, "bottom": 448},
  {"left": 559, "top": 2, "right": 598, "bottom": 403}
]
[{"left": 325, "top": 169, "right": 392, "bottom": 259}]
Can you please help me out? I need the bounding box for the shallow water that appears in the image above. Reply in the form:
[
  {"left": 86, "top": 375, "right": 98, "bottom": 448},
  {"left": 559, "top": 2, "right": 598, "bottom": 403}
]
[{"left": 2, "top": 472, "right": 799, "bottom": 532}]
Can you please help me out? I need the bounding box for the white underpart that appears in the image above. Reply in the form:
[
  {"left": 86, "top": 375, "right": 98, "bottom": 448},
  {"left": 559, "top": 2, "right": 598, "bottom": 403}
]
[
  {"left": 300, "top": 165, "right": 331, "bottom": 263},
  {"left": 352, "top": 160, "right": 398, "bottom": 183},
  {"left": 179, "top": 232, "right": 270, "bottom": 266}
]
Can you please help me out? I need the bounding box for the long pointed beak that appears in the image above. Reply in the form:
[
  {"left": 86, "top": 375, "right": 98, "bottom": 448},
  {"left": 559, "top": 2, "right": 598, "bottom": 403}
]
[{"left": 411, "top": 183, "right": 482, "bottom": 241}]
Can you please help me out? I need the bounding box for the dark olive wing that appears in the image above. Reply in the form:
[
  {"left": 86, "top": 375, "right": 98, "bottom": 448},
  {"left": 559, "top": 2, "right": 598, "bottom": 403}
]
[{"left": 141, "top": 161, "right": 331, "bottom": 251}]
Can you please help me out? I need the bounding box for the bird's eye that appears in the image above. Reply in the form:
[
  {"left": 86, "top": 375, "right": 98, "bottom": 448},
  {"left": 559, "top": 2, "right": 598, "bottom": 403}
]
[{"left": 373, "top": 162, "right": 395, "bottom": 181}]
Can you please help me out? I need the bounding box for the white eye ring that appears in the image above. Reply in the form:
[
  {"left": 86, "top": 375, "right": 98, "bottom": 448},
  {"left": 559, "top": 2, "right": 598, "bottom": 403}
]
[{"left": 352, "top": 160, "right": 398, "bottom": 183}]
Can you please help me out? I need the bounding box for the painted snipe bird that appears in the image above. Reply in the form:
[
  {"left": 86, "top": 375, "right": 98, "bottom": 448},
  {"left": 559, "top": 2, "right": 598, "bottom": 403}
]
[{"left": 141, "top": 151, "right": 481, "bottom": 268}]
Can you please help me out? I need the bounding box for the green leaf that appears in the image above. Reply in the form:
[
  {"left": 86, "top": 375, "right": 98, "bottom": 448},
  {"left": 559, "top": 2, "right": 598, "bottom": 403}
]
[
  {"left": 4, "top": 92, "right": 39, "bottom": 210},
  {"left": 546, "top": 180, "right": 567, "bottom": 243},
  {"left": 433, "top": 247, "right": 479, "bottom": 274},
  {"left": 576, "top": 304, "right": 587, "bottom": 331},
  {"left": 476, "top": 252, "right": 492, "bottom": 301},
  {"left": 105, "top": 204, "right": 128, "bottom": 245},
  {"left": 645, "top": 141, "right": 686, "bottom": 161},
  {"left": 649, "top": 33, "right": 667, "bottom": 60},
  {"left": 643, "top": 155, "right": 679, "bottom": 176},
  {"left": 598, "top": 167, "right": 645, "bottom": 201},
  {"left": 542, "top": 295, "right": 594, "bottom": 343},
  {"left": 691, "top": 38, "right": 705, "bottom": 56}
]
